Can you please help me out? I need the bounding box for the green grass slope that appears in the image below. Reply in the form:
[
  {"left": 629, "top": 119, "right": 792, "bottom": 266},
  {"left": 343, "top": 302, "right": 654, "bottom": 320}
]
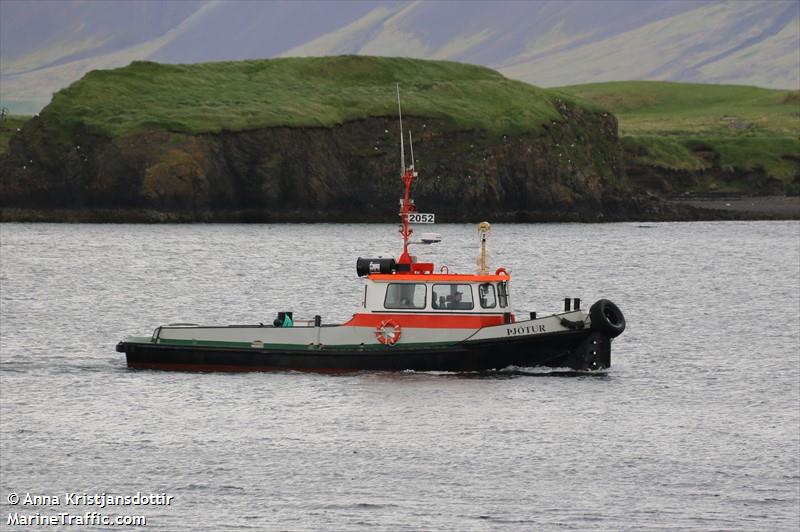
[
  {"left": 0, "top": 115, "right": 31, "bottom": 155},
  {"left": 558, "top": 81, "right": 800, "bottom": 189},
  {"left": 44, "top": 56, "right": 566, "bottom": 137}
]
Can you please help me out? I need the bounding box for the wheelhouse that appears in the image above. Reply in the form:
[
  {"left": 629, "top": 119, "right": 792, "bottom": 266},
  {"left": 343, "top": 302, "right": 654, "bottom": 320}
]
[{"left": 362, "top": 273, "right": 512, "bottom": 314}]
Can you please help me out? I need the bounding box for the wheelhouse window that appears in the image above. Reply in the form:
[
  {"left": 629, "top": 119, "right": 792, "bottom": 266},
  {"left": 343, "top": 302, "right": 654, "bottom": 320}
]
[
  {"left": 432, "top": 284, "right": 474, "bottom": 310},
  {"left": 478, "top": 283, "right": 497, "bottom": 309},
  {"left": 497, "top": 281, "right": 509, "bottom": 308},
  {"left": 384, "top": 283, "right": 426, "bottom": 309}
]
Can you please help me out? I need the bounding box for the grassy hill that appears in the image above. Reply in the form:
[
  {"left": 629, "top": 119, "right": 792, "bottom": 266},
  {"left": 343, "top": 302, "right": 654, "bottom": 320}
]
[
  {"left": 43, "top": 56, "right": 567, "bottom": 137},
  {"left": 4, "top": 58, "right": 797, "bottom": 222},
  {"left": 558, "top": 81, "right": 800, "bottom": 191},
  {"left": 558, "top": 81, "right": 797, "bottom": 136},
  {"left": 35, "top": 61, "right": 800, "bottom": 188},
  {"left": 5, "top": 56, "right": 644, "bottom": 222},
  {"left": 0, "top": 115, "right": 30, "bottom": 155}
]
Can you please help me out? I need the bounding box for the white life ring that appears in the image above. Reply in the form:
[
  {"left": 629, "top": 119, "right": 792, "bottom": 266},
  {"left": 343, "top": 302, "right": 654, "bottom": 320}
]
[{"left": 375, "top": 319, "right": 402, "bottom": 346}]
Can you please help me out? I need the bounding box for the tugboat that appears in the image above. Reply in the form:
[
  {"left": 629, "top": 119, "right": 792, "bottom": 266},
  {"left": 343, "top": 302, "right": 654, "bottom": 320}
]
[{"left": 116, "top": 89, "right": 626, "bottom": 373}]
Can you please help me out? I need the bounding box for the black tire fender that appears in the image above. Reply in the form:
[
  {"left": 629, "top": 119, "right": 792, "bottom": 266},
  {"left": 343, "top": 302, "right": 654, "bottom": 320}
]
[{"left": 589, "top": 299, "right": 626, "bottom": 338}]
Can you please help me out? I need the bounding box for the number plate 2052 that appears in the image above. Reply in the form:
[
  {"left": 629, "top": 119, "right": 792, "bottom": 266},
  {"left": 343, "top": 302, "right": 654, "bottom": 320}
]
[{"left": 407, "top": 213, "right": 435, "bottom": 224}]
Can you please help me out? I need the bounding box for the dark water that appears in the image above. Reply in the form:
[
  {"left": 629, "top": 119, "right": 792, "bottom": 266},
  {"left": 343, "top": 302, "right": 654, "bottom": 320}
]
[{"left": 1, "top": 222, "right": 798, "bottom": 530}]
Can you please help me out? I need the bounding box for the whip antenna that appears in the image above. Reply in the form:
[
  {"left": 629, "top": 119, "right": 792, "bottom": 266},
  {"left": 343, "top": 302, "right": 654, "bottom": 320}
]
[
  {"left": 397, "top": 83, "right": 405, "bottom": 173},
  {"left": 409, "top": 131, "right": 415, "bottom": 170}
]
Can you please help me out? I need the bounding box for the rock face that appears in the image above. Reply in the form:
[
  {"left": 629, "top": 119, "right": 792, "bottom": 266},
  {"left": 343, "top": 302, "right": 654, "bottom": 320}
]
[{"left": 0, "top": 100, "right": 704, "bottom": 222}]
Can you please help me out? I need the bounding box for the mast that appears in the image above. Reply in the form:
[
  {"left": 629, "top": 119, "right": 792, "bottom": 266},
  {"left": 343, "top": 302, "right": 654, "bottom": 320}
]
[
  {"left": 396, "top": 85, "right": 415, "bottom": 265},
  {"left": 478, "top": 222, "right": 491, "bottom": 274}
]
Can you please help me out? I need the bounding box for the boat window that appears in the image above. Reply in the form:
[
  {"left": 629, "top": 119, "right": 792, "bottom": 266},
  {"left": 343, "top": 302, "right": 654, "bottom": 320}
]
[
  {"left": 479, "top": 283, "right": 497, "bottom": 309},
  {"left": 497, "top": 281, "right": 509, "bottom": 308},
  {"left": 384, "top": 283, "right": 426, "bottom": 309},
  {"left": 432, "top": 284, "right": 474, "bottom": 310}
]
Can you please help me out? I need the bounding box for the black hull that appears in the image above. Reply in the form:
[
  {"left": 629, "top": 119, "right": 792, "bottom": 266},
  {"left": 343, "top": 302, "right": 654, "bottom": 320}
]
[{"left": 117, "top": 330, "right": 612, "bottom": 373}]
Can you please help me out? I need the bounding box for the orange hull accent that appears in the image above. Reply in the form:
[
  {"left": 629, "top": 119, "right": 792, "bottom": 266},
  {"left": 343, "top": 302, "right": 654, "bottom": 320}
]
[
  {"left": 344, "top": 313, "right": 507, "bottom": 328},
  {"left": 368, "top": 273, "right": 510, "bottom": 282}
]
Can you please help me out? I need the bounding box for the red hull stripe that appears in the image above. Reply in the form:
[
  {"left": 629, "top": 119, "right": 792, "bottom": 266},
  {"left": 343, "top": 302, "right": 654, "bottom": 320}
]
[{"left": 344, "top": 313, "right": 506, "bottom": 328}]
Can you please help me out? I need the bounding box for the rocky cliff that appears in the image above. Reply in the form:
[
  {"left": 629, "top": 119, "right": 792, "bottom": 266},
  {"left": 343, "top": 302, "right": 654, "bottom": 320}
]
[
  {"left": 0, "top": 105, "right": 691, "bottom": 222},
  {"left": 0, "top": 57, "right": 712, "bottom": 222}
]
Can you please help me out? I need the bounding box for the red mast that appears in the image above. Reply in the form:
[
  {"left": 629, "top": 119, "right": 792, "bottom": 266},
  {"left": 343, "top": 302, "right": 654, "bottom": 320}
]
[
  {"left": 395, "top": 86, "right": 432, "bottom": 274},
  {"left": 396, "top": 84, "right": 415, "bottom": 265},
  {"left": 398, "top": 166, "right": 416, "bottom": 264}
]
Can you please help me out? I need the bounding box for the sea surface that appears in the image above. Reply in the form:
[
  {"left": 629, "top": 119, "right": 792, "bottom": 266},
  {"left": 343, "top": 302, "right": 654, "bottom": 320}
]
[{"left": 1, "top": 221, "right": 798, "bottom": 531}]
